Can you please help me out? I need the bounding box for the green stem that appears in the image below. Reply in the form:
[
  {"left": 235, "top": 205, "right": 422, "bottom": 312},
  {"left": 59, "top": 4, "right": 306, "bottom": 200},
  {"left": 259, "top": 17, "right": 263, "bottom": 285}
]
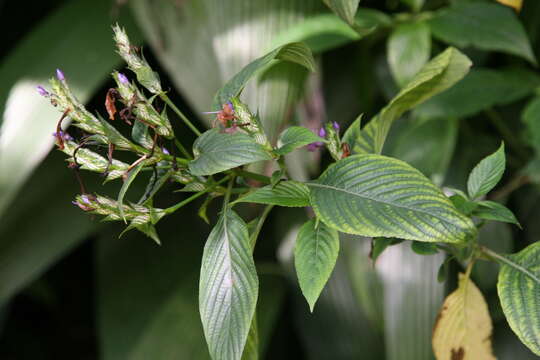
[
  {"left": 480, "top": 245, "right": 540, "bottom": 283},
  {"left": 249, "top": 205, "right": 274, "bottom": 252},
  {"left": 223, "top": 176, "right": 235, "bottom": 210},
  {"left": 174, "top": 138, "right": 192, "bottom": 160},
  {"left": 160, "top": 93, "right": 202, "bottom": 137},
  {"left": 164, "top": 175, "right": 230, "bottom": 214}
]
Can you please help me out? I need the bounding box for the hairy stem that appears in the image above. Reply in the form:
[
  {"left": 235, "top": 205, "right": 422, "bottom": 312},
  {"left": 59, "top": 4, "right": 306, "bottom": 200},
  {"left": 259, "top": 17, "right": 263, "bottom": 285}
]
[{"left": 249, "top": 205, "right": 274, "bottom": 252}]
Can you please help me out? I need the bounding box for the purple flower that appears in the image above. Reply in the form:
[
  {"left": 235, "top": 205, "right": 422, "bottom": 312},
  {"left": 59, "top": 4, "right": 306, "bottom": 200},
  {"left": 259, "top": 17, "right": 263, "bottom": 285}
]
[
  {"left": 36, "top": 85, "right": 49, "bottom": 97},
  {"left": 52, "top": 131, "right": 73, "bottom": 141},
  {"left": 307, "top": 141, "right": 324, "bottom": 152},
  {"left": 332, "top": 121, "right": 340, "bottom": 131},
  {"left": 81, "top": 194, "right": 91, "bottom": 205},
  {"left": 56, "top": 68, "right": 65, "bottom": 81},
  {"left": 318, "top": 127, "right": 326, "bottom": 138},
  {"left": 161, "top": 147, "right": 170, "bottom": 155},
  {"left": 118, "top": 72, "right": 129, "bottom": 84}
]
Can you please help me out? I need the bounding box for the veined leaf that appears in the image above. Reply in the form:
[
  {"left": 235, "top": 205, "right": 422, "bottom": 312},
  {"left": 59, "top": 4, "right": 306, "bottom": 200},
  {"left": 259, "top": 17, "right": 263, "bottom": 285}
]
[
  {"left": 473, "top": 200, "right": 521, "bottom": 227},
  {"left": 342, "top": 47, "right": 471, "bottom": 154},
  {"left": 276, "top": 126, "right": 324, "bottom": 155},
  {"left": 212, "top": 42, "right": 315, "bottom": 109},
  {"left": 497, "top": 242, "right": 540, "bottom": 356},
  {"left": 415, "top": 68, "right": 540, "bottom": 119},
  {"left": 467, "top": 143, "right": 505, "bottom": 200},
  {"left": 199, "top": 209, "right": 258, "bottom": 360},
  {"left": 432, "top": 273, "right": 496, "bottom": 360},
  {"left": 410, "top": 241, "right": 438, "bottom": 255},
  {"left": 429, "top": 2, "right": 535, "bottom": 64},
  {"left": 234, "top": 181, "right": 310, "bottom": 207},
  {"left": 189, "top": 129, "right": 273, "bottom": 176},
  {"left": 309, "top": 154, "right": 476, "bottom": 243},
  {"left": 322, "top": 0, "right": 360, "bottom": 25},
  {"left": 387, "top": 21, "right": 431, "bottom": 87},
  {"left": 294, "top": 219, "right": 340, "bottom": 312},
  {"left": 271, "top": 13, "right": 363, "bottom": 53}
]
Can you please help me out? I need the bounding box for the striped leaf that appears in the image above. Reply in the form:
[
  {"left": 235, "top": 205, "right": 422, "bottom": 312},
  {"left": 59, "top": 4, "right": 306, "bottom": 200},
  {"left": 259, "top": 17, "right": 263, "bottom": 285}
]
[
  {"left": 467, "top": 143, "right": 505, "bottom": 200},
  {"left": 497, "top": 242, "right": 540, "bottom": 356},
  {"left": 322, "top": 0, "right": 360, "bottom": 25},
  {"left": 432, "top": 273, "right": 496, "bottom": 360},
  {"left": 276, "top": 126, "right": 324, "bottom": 155},
  {"left": 189, "top": 129, "right": 273, "bottom": 176},
  {"left": 212, "top": 42, "right": 315, "bottom": 109},
  {"left": 472, "top": 200, "right": 520, "bottom": 227},
  {"left": 235, "top": 181, "right": 310, "bottom": 207},
  {"left": 342, "top": 47, "right": 471, "bottom": 154},
  {"left": 199, "top": 209, "right": 258, "bottom": 360},
  {"left": 294, "top": 219, "right": 340, "bottom": 312},
  {"left": 309, "top": 154, "right": 476, "bottom": 243}
]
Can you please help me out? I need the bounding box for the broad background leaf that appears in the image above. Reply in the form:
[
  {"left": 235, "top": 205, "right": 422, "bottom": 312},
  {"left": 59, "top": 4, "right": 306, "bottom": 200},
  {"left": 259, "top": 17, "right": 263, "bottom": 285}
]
[
  {"left": 429, "top": 2, "right": 536, "bottom": 64},
  {"left": 497, "top": 241, "right": 540, "bottom": 356},
  {"left": 310, "top": 154, "right": 476, "bottom": 243},
  {"left": 387, "top": 21, "right": 431, "bottom": 87},
  {"left": 294, "top": 219, "right": 339, "bottom": 312},
  {"left": 322, "top": 0, "right": 360, "bottom": 25}
]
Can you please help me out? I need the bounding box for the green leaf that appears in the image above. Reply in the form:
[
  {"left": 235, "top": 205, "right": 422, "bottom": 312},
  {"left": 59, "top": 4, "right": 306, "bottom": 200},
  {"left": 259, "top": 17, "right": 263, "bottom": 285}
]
[
  {"left": 132, "top": 120, "right": 152, "bottom": 149},
  {"left": 294, "top": 219, "right": 340, "bottom": 312},
  {"left": 189, "top": 129, "right": 273, "bottom": 176},
  {"left": 271, "top": 14, "right": 363, "bottom": 53},
  {"left": 387, "top": 21, "right": 431, "bottom": 87},
  {"left": 199, "top": 209, "right": 258, "bottom": 360},
  {"left": 0, "top": 0, "right": 140, "bottom": 217},
  {"left": 212, "top": 42, "right": 315, "bottom": 109},
  {"left": 497, "top": 242, "right": 540, "bottom": 356},
  {"left": 429, "top": 2, "right": 536, "bottom": 64},
  {"left": 473, "top": 200, "right": 521, "bottom": 227},
  {"left": 118, "top": 162, "right": 146, "bottom": 222},
  {"left": 467, "top": 143, "right": 505, "bottom": 200},
  {"left": 522, "top": 96, "right": 540, "bottom": 154},
  {"left": 275, "top": 126, "right": 324, "bottom": 155},
  {"left": 450, "top": 194, "right": 478, "bottom": 216},
  {"left": 342, "top": 47, "right": 471, "bottom": 154},
  {"left": 322, "top": 0, "right": 360, "bottom": 25},
  {"left": 234, "top": 181, "right": 310, "bottom": 207},
  {"left": 309, "top": 154, "right": 476, "bottom": 243},
  {"left": 410, "top": 241, "right": 438, "bottom": 255},
  {"left": 241, "top": 314, "right": 259, "bottom": 360},
  {"left": 415, "top": 68, "right": 540, "bottom": 119}
]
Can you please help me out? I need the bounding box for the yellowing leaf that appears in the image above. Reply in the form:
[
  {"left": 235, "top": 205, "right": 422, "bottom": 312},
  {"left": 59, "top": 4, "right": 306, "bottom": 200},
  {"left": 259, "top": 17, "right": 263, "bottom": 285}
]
[
  {"left": 496, "top": 0, "right": 523, "bottom": 12},
  {"left": 432, "top": 273, "right": 496, "bottom": 360}
]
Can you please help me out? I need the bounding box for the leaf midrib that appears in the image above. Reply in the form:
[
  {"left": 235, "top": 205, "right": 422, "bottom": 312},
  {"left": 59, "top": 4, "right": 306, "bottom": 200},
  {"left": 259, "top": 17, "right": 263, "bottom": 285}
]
[{"left": 308, "top": 182, "right": 460, "bottom": 226}]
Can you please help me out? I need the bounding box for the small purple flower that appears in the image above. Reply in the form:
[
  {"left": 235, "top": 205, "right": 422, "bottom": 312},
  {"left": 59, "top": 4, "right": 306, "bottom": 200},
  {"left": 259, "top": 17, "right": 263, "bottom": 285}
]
[
  {"left": 56, "top": 68, "right": 65, "bottom": 81},
  {"left": 318, "top": 127, "right": 326, "bottom": 138},
  {"left": 81, "top": 194, "right": 91, "bottom": 205},
  {"left": 52, "top": 131, "right": 73, "bottom": 141},
  {"left": 118, "top": 72, "right": 129, "bottom": 84},
  {"left": 307, "top": 141, "right": 324, "bottom": 152},
  {"left": 332, "top": 121, "right": 340, "bottom": 131},
  {"left": 161, "top": 147, "right": 170, "bottom": 155},
  {"left": 36, "top": 85, "right": 49, "bottom": 97}
]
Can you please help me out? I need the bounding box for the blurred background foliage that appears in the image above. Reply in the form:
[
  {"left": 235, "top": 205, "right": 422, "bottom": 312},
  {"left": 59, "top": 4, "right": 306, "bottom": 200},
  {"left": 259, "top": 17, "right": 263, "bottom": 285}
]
[{"left": 0, "top": 0, "right": 539, "bottom": 359}]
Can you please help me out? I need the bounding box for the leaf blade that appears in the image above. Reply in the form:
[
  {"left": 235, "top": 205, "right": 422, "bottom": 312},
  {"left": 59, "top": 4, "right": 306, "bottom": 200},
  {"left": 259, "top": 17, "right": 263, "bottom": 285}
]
[
  {"left": 467, "top": 143, "right": 505, "bottom": 200},
  {"left": 275, "top": 126, "right": 324, "bottom": 155},
  {"left": 199, "top": 209, "right": 259, "bottom": 360},
  {"left": 294, "top": 219, "right": 340, "bottom": 312},
  {"left": 235, "top": 181, "right": 310, "bottom": 207},
  {"left": 309, "top": 154, "right": 476, "bottom": 243}
]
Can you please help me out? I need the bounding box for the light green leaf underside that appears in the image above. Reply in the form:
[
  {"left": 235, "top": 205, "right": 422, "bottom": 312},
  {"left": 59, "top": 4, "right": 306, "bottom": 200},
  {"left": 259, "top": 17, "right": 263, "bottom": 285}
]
[
  {"left": 199, "top": 209, "right": 258, "bottom": 360},
  {"left": 235, "top": 181, "right": 310, "bottom": 207},
  {"left": 429, "top": 2, "right": 536, "bottom": 64},
  {"left": 276, "top": 126, "right": 324, "bottom": 155},
  {"left": 497, "top": 242, "right": 540, "bottom": 356},
  {"left": 387, "top": 21, "right": 431, "bottom": 87},
  {"left": 212, "top": 42, "right": 315, "bottom": 109},
  {"left": 467, "top": 143, "right": 505, "bottom": 200},
  {"left": 342, "top": 47, "right": 471, "bottom": 155},
  {"left": 295, "top": 219, "right": 340, "bottom": 312},
  {"left": 322, "top": 0, "right": 360, "bottom": 25},
  {"left": 309, "top": 154, "right": 476, "bottom": 243},
  {"left": 189, "top": 129, "right": 273, "bottom": 176}
]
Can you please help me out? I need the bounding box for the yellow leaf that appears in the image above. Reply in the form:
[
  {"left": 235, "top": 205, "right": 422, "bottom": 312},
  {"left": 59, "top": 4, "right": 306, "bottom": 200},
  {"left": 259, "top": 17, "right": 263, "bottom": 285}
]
[
  {"left": 496, "top": 0, "right": 523, "bottom": 12},
  {"left": 432, "top": 273, "right": 496, "bottom": 360}
]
